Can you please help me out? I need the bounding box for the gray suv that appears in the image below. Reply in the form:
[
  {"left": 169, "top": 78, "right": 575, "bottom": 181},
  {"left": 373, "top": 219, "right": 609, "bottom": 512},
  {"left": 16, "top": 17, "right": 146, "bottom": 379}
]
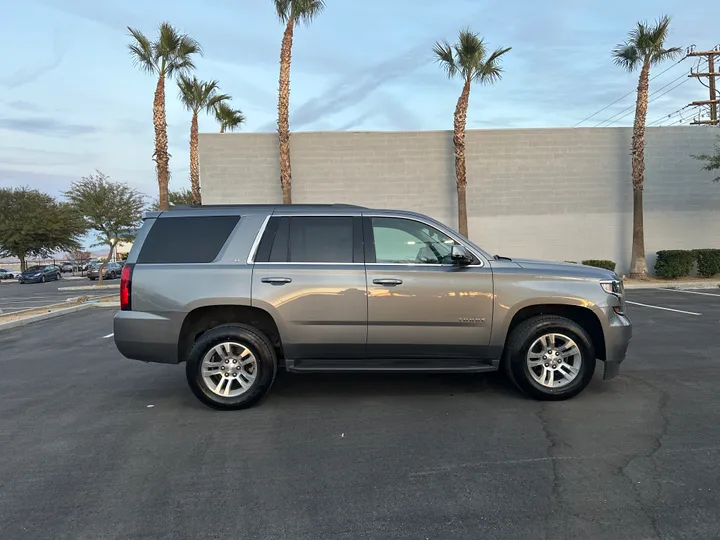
[{"left": 114, "top": 204, "right": 632, "bottom": 410}]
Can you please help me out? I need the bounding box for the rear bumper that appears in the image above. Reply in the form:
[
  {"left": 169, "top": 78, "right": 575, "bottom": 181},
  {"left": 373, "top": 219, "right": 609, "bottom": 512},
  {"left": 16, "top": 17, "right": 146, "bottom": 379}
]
[
  {"left": 602, "top": 310, "right": 632, "bottom": 380},
  {"left": 113, "top": 311, "right": 179, "bottom": 364}
]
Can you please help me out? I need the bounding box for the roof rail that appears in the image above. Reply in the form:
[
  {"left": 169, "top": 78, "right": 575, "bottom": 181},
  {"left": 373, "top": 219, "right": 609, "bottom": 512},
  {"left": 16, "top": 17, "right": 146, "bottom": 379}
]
[{"left": 164, "top": 203, "right": 367, "bottom": 210}]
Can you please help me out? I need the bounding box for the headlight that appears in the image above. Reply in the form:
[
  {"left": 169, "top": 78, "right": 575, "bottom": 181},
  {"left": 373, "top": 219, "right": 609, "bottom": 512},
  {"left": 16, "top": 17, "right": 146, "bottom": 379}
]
[{"left": 600, "top": 279, "right": 625, "bottom": 314}]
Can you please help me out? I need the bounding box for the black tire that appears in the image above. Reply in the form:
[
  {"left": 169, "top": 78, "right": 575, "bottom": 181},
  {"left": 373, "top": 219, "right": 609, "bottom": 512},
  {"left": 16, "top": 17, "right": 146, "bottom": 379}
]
[
  {"left": 40, "top": 275, "right": 45, "bottom": 283},
  {"left": 503, "top": 315, "right": 596, "bottom": 401},
  {"left": 186, "top": 324, "right": 277, "bottom": 410},
  {"left": 55, "top": 273, "right": 61, "bottom": 281}
]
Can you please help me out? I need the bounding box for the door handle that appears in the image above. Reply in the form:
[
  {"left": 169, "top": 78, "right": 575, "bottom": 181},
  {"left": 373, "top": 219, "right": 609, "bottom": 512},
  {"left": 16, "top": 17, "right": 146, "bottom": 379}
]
[
  {"left": 261, "top": 277, "right": 292, "bottom": 285},
  {"left": 373, "top": 278, "right": 403, "bottom": 286}
]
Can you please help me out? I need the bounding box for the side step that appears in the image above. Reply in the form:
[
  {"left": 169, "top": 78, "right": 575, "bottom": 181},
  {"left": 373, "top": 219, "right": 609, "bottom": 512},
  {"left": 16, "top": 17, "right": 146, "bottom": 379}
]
[{"left": 285, "top": 358, "right": 499, "bottom": 373}]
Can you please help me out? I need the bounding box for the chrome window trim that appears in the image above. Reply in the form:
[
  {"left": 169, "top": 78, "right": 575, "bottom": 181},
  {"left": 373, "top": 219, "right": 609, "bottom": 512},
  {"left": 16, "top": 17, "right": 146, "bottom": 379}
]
[
  {"left": 246, "top": 212, "right": 487, "bottom": 268},
  {"left": 246, "top": 214, "right": 271, "bottom": 265},
  {"left": 364, "top": 214, "right": 486, "bottom": 268}
]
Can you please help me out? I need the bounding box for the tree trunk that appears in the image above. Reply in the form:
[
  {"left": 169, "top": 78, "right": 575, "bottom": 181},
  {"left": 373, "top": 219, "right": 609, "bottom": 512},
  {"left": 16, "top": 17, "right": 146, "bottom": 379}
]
[
  {"left": 220, "top": 124, "right": 226, "bottom": 134},
  {"left": 278, "top": 19, "right": 295, "bottom": 205},
  {"left": 189, "top": 111, "right": 201, "bottom": 205},
  {"left": 453, "top": 79, "right": 472, "bottom": 238},
  {"left": 98, "top": 242, "right": 117, "bottom": 286},
  {"left": 19, "top": 253, "right": 26, "bottom": 272},
  {"left": 628, "top": 62, "right": 650, "bottom": 279},
  {"left": 153, "top": 74, "right": 170, "bottom": 211}
]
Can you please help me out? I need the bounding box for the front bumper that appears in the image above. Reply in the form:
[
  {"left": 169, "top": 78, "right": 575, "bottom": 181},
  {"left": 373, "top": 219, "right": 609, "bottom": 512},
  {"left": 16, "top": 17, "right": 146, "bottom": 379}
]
[
  {"left": 19, "top": 275, "right": 42, "bottom": 283},
  {"left": 602, "top": 310, "right": 632, "bottom": 380}
]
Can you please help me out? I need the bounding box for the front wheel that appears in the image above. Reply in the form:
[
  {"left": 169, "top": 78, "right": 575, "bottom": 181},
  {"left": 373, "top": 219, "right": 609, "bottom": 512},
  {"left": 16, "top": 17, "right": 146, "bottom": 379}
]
[
  {"left": 504, "top": 315, "right": 596, "bottom": 401},
  {"left": 186, "top": 324, "right": 277, "bottom": 410},
  {"left": 40, "top": 275, "right": 45, "bottom": 283}
]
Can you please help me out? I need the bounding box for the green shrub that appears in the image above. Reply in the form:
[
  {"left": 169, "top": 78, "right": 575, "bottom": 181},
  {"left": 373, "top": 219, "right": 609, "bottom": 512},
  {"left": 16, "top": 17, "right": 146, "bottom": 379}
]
[
  {"left": 655, "top": 250, "right": 694, "bottom": 279},
  {"left": 581, "top": 259, "right": 616, "bottom": 272},
  {"left": 693, "top": 249, "right": 720, "bottom": 277}
]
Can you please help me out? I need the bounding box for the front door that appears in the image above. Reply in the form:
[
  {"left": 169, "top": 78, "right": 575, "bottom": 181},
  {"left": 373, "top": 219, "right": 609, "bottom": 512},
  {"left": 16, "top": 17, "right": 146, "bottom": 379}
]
[
  {"left": 251, "top": 215, "right": 367, "bottom": 360},
  {"left": 364, "top": 216, "right": 494, "bottom": 361}
]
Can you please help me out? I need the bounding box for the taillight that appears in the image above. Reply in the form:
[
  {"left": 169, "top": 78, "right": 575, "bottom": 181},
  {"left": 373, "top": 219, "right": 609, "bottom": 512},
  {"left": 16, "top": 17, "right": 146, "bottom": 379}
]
[{"left": 120, "top": 264, "right": 133, "bottom": 311}]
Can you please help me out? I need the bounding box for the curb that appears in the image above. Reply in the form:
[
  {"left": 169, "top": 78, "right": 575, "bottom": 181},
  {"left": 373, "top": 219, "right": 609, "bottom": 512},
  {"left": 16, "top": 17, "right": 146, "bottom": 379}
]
[
  {"left": 0, "top": 300, "right": 119, "bottom": 331},
  {"left": 0, "top": 304, "right": 92, "bottom": 331},
  {"left": 57, "top": 284, "right": 119, "bottom": 291},
  {"left": 624, "top": 281, "right": 720, "bottom": 290}
]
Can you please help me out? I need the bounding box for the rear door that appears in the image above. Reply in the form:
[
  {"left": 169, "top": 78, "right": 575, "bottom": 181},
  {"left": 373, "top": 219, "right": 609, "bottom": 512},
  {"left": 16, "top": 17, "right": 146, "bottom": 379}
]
[{"left": 251, "top": 214, "right": 367, "bottom": 361}]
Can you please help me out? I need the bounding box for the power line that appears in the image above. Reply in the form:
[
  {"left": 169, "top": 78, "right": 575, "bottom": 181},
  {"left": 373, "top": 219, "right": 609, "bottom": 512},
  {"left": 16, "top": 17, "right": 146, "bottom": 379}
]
[
  {"left": 573, "top": 56, "right": 689, "bottom": 127},
  {"left": 647, "top": 104, "right": 691, "bottom": 126},
  {"left": 594, "top": 72, "right": 695, "bottom": 127},
  {"left": 593, "top": 61, "right": 707, "bottom": 127},
  {"left": 687, "top": 48, "right": 720, "bottom": 125}
]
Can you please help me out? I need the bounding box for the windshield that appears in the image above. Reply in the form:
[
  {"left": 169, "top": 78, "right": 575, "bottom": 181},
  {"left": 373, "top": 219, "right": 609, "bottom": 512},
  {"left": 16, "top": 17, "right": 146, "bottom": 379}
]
[{"left": 25, "top": 266, "right": 42, "bottom": 272}]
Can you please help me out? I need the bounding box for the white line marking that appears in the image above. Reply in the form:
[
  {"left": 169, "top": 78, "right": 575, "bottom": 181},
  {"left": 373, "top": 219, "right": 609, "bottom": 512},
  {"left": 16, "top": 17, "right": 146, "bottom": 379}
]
[
  {"left": 626, "top": 300, "right": 701, "bottom": 316},
  {"left": 103, "top": 333, "right": 114, "bottom": 339},
  {"left": 659, "top": 288, "right": 720, "bottom": 297}
]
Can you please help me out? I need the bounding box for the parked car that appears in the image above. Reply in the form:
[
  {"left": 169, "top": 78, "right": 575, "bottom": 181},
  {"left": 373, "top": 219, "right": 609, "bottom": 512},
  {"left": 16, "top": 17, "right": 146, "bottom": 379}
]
[
  {"left": 19, "top": 265, "right": 62, "bottom": 284},
  {"left": 88, "top": 262, "right": 122, "bottom": 280},
  {"left": 114, "top": 204, "right": 632, "bottom": 410},
  {"left": 0, "top": 268, "right": 20, "bottom": 280},
  {"left": 60, "top": 261, "right": 76, "bottom": 273}
]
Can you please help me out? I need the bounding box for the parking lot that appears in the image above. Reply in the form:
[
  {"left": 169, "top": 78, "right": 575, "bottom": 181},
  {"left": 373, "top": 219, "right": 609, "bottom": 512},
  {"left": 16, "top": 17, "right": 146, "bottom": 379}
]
[
  {"left": 0, "top": 278, "right": 117, "bottom": 314},
  {"left": 1, "top": 288, "right": 719, "bottom": 540}
]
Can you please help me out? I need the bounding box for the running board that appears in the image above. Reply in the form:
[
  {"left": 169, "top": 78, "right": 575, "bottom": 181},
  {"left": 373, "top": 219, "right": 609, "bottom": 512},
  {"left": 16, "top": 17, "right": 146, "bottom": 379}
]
[{"left": 285, "top": 358, "right": 499, "bottom": 373}]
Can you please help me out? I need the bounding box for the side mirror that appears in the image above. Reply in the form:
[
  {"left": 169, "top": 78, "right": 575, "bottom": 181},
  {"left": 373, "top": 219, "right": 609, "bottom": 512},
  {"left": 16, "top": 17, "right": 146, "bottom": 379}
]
[{"left": 451, "top": 245, "right": 472, "bottom": 265}]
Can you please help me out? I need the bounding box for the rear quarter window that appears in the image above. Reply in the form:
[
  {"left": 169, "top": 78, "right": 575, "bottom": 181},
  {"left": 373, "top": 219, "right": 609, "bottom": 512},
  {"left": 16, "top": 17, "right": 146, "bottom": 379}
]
[{"left": 136, "top": 215, "right": 240, "bottom": 264}]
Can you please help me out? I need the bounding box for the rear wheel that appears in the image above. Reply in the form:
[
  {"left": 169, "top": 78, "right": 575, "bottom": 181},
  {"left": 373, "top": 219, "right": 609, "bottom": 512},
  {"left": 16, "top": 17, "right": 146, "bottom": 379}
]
[
  {"left": 186, "top": 324, "right": 277, "bottom": 410},
  {"left": 504, "top": 315, "right": 596, "bottom": 401}
]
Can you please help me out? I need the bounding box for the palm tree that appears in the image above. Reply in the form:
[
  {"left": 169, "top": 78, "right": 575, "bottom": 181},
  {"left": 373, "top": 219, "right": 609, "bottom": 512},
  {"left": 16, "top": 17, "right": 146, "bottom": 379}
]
[
  {"left": 214, "top": 102, "right": 246, "bottom": 133},
  {"left": 433, "top": 30, "right": 510, "bottom": 238},
  {"left": 612, "top": 16, "right": 682, "bottom": 278},
  {"left": 177, "top": 75, "right": 229, "bottom": 205},
  {"left": 127, "top": 23, "right": 202, "bottom": 211},
  {"left": 274, "top": 0, "right": 326, "bottom": 204}
]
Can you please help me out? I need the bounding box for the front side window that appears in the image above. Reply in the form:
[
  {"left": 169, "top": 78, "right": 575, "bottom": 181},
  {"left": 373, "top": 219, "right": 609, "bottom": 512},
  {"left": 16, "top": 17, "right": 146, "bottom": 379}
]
[{"left": 371, "top": 217, "right": 458, "bottom": 264}]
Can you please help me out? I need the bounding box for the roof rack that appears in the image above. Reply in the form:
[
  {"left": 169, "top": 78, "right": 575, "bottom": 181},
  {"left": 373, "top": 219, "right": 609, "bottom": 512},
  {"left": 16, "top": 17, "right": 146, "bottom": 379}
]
[{"left": 165, "top": 203, "right": 367, "bottom": 210}]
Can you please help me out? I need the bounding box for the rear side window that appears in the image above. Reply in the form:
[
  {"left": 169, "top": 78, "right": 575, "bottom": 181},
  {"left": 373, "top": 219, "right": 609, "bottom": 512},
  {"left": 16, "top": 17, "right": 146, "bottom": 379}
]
[
  {"left": 136, "top": 216, "right": 240, "bottom": 264},
  {"left": 255, "top": 216, "right": 360, "bottom": 263}
]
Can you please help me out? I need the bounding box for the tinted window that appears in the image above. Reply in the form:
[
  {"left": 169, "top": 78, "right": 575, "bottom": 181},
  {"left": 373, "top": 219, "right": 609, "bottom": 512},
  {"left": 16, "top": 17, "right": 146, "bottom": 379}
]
[
  {"left": 137, "top": 216, "right": 240, "bottom": 264},
  {"left": 289, "top": 217, "right": 354, "bottom": 263},
  {"left": 371, "top": 217, "right": 457, "bottom": 264}
]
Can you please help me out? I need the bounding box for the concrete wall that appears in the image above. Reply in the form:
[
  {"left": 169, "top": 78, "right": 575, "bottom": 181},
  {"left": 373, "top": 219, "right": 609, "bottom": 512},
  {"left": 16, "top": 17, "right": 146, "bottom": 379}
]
[{"left": 199, "top": 127, "right": 720, "bottom": 274}]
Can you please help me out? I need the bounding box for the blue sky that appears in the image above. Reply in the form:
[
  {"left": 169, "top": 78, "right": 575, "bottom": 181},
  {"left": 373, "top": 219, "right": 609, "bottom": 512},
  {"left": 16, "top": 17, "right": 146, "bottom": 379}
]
[{"left": 0, "top": 0, "right": 718, "bottom": 201}]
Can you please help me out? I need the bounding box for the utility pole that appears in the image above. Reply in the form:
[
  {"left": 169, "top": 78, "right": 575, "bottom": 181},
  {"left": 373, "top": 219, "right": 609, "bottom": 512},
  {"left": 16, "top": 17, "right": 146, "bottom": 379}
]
[{"left": 688, "top": 47, "right": 720, "bottom": 125}]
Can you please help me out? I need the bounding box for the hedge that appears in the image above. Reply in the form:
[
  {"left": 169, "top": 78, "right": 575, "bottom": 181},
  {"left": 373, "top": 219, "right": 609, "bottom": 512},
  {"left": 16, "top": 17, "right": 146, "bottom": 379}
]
[
  {"left": 655, "top": 250, "right": 695, "bottom": 279},
  {"left": 693, "top": 249, "right": 720, "bottom": 277},
  {"left": 581, "top": 259, "right": 616, "bottom": 272}
]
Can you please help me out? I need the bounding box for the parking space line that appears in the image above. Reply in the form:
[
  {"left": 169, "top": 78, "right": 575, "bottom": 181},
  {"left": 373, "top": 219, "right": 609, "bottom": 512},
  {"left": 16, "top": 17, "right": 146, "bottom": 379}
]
[
  {"left": 626, "top": 301, "right": 701, "bottom": 316},
  {"left": 103, "top": 333, "right": 114, "bottom": 339},
  {"left": 659, "top": 288, "right": 720, "bottom": 297}
]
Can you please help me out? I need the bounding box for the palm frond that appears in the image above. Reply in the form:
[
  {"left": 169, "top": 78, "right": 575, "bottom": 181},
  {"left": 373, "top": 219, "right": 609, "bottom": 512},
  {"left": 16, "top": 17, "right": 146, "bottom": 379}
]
[
  {"left": 455, "top": 29, "right": 485, "bottom": 77},
  {"left": 205, "top": 92, "right": 230, "bottom": 115},
  {"left": 648, "top": 15, "right": 672, "bottom": 47},
  {"left": 432, "top": 40, "right": 458, "bottom": 79},
  {"left": 614, "top": 15, "right": 679, "bottom": 70},
  {"left": 652, "top": 46, "right": 683, "bottom": 64},
  {"left": 474, "top": 46, "right": 511, "bottom": 84},
  {"left": 215, "top": 102, "right": 246, "bottom": 132},
  {"left": 127, "top": 27, "right": 157, "bottom": 73},
  {"left": 612, "top": 42, "right": 640, "bottom": 71},
  {"left": 274, "top": 0, "right": 292, "bottom": 23},
  {"left": 292, "top": 0, "right": 326, "bottom": 25}
]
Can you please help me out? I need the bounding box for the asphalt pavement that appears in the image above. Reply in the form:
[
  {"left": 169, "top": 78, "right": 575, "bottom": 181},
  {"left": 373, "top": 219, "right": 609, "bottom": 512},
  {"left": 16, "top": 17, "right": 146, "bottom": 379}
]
[
  {"left": 1, "top": 290, "right": 719, "bottom": 540},
  {"left": 0, "top": 276, "right": 118, "bottom": 314}
]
